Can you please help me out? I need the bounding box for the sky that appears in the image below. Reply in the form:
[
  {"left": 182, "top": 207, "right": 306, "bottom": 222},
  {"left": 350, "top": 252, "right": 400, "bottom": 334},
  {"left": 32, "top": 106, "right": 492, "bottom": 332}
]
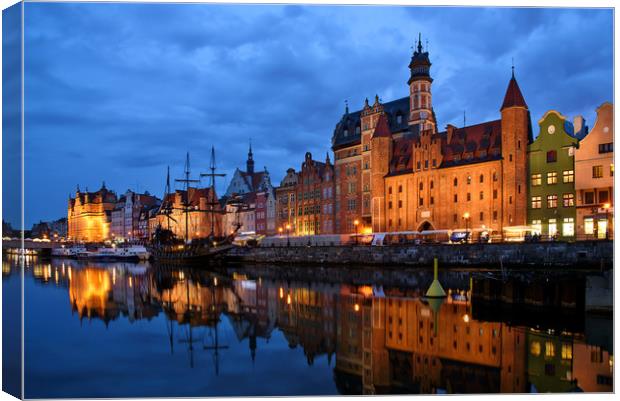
[{"left": 5, "top": 3, "right": 615, "bottom": 227}]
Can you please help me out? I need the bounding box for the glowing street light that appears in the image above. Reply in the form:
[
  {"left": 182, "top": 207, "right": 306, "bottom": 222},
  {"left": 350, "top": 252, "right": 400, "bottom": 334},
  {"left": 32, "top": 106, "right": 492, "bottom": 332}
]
[
  {"left": 603, "top": 203, "right": 611, "bottom": 240},
  {"left": 354, "top": 219, "right": 360, "bottom": 245},
  {"left": 462, "top": 212, "right": 471, "bottom": 243},
  {"left": 285, "top": 224, "right": 291, "bottom": 247}
]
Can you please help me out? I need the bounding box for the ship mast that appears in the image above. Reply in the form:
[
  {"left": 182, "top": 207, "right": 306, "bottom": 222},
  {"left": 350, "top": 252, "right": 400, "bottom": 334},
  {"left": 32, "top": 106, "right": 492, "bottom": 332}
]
[
  {"left": 200, "top": 146, "right": 226, "bottom": 238},
  {"left": 175, "top": 153, "right": 199, "bottom": 243}
]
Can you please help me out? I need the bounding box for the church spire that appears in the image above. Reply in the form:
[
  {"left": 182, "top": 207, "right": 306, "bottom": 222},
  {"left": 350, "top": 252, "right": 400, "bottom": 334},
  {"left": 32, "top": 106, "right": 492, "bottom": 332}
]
[
  {"left": 417, "top": 32, "right": 423, "bottom": 53},
  {"left": 247, "top": 139, "right": 255, "bottom": 175}
]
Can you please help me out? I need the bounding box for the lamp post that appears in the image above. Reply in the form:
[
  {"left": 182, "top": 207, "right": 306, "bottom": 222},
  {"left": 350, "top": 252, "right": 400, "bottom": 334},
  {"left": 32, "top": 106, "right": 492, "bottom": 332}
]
[
  {"left": 354, "top": 219, "right": 360, "bottom": 245},
  {"left": 463, "top": 212, "right": 470, "bottom": 243},
  {"left": 603, "top": 203, "right": 611, "bottom": 240},
  {"left": 286, "top": 224, "right": 291, "bottom": 247}
]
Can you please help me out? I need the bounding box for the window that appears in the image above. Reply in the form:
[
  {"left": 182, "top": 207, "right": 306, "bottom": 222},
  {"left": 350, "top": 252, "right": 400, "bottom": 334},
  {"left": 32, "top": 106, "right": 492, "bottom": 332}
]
[
  {"left": 530, "top": 341, "right": 541, "bottom": 356},
  {"left": 585, "top": 191, "right": 595, "bottom": 204},
  {"left": 430, "top": 196, "right": 434, "bottom": 205},
  {"left": 611, "top": 164, "right": 614, "bottom": 177},
  {"left": 547, "top": 172, "right": 558, "bottom": 185},
  {"left": 467, "top": 176, "right": 472, "bottom": 185},
  {"left": 584, "top": 218, "right": 594, "bottom": 235},
  {"left": 493, "top": 211, "right": 498, "bottom": 220},
  {"left": 563, "top": 193, "right": 575, "bottom": 207},
  {"left": 593, "top": 165, "right": 603, "bottom": 178},
  {"left": 562, "top": 170, "right": 574, "bottom": 183},
  {"left": 419, "top": 182, "right": 423, "bottom": 191},
  {"left": 388, "top": 201, "right": 393, "bottom": 209},
  {"left": 453, "top": 214, "right": 458, "bottom": 223},
  {"left": 432, "top": 159, "right": 437, "bottom": 167},
  {"left": 467, "top": 193, "right": 471, "bottom": 201},
  {"left": 599, "top": 143, "right": 613, "bottom": 153},
  {"left": 454, "top": 178, "right": 458, "bottom": 187},
  {"left": 563, "top": 217, "right": 575, "bottom": 236},
  {"left": 398, "top": 200, "right": 403, "bottom": 208},
  {"left": 479, "top": 211, "right": 484, "bottom": 221},
  {"left": 531, "top": 174, "right": 542, "bottom": 186},
  {"left": 545, "top": 342, "right": 555, "bottom": 358},
  {"left": 599, "top": 190, "right": 609, "bottom": 203},
  {"left": 561, "top": 343, "right": 572, "bottom": 360},
  {"left": 547, "top": 150, "right": 557, "bottom": 163},
  {"left": 417, "top": 161, "right": 421, "bottom": 170},
  {"left": 419, "top": 197, "right": 423, "bottom": 206},
  {"left": 396, "top": 115, "right": 402, "bottom": 125},
  {"left": 532, "top": 220, "right": 542, "bottom": 234},
  {"left": 430, "top": 181, "right": 434, "bottom": 189},
  {"left": 479, "top": 191, "right": 484, "bottom": 200},
  {"left": 547, "top": 195, "right": 558, "bottom": 208},
  {"left": 454, "top": 194, "right": 458, "bottom": 203},
  {"left": 493, "top": 172, "right": 498, "bottom": 182},
  {"left": 548, "top": 219, "right": 558, "bottom": 237},
  {"left": 531, "top": 196, "right": 542, "bottom": 209},
  {"left": 398, "top": 185, "right": 403, "bottom": 193},
  {"left": 388, "top": 187, "right": 392, "bottom": 195},
  {"left": 425, "top": 160, "right": 429, "bottom": 169},
  {"left": 493, "top": 189, "right": 498, "bottom": 199}
]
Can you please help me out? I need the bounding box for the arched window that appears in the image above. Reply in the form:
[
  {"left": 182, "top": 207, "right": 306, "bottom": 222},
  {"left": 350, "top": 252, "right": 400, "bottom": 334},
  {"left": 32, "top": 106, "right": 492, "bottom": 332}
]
[
  {"left": 454, "top": 178, "right": 458, "bottom": 187},
  {"left": 480, "top": 174, "right": 484, "bottom": 183}
]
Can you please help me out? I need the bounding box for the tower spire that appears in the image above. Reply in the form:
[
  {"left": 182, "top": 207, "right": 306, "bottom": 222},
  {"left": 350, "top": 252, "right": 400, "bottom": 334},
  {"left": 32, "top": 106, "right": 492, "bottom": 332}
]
[
  {"left": 344, "top": 99, "right": 349, "bottom": 115},
  {"left": 417, "top": 32, "right": 423, "bottom": 53},
  {"left": 511, "top": 57, "right": 515, "bottom": 78},
  {"left": 247, "top": 139, "right": 255, "bottom": 175}
]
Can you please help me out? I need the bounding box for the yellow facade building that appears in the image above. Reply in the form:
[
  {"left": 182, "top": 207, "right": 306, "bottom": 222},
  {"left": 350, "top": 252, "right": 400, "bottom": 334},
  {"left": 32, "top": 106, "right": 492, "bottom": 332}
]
[{"left": 67, "top": 183, "right": 117, "bottom": 242}]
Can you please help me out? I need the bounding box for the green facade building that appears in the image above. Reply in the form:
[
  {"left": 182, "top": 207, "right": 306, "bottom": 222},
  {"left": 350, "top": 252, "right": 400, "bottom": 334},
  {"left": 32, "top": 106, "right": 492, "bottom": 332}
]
[{"left": 527, "top": 111, "right": 579, "bottom": 240}]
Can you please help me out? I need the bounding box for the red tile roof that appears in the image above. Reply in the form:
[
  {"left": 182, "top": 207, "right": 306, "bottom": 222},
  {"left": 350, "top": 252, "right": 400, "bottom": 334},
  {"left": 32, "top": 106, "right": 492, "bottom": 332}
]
[
  {"left": 501, "top": 76, "right": 527, "bottom": 111},
  {"left": 389, "top": 136, "right": 414, "bottom": 175},
  {"left": 440, "top": 120, "right": 502, "bottom": 167}
]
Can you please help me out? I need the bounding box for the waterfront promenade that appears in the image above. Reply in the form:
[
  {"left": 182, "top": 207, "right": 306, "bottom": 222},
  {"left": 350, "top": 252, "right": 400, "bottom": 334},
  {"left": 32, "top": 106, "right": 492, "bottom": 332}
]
[{"left": 227, "top": 240, "right": 613, "bottom": 269}]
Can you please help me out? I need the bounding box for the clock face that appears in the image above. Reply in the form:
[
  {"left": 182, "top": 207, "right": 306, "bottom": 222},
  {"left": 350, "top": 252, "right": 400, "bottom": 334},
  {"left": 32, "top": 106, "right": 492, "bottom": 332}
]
[
  {"left": 420, "top": 111, "right": 428, "bottom": 119},
  {"left": 548, "top": 125, "right": 556, "bottom": 134}
]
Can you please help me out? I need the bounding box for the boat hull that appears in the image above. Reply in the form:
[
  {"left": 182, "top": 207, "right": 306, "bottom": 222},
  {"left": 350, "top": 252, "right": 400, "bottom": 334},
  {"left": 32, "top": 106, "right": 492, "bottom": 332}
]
[{"left": 147, "top": 244, "right": 232, "bottom": 264}]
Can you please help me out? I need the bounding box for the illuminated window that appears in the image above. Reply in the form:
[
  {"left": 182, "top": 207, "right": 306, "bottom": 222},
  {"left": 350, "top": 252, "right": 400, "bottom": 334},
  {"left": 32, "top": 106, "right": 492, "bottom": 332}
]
[
  {"left": 547, "top": 172, "right": 558, "bottom": 185},
  {"left": 531, "top": 173, "right": 542, "bottom": 186},
  {"left": 548, "top": 219, "right": 558, "bottom": 237},
  {"left": 563, "top": 170, "right": 574, "bottom": 183},
  {"left": 531, "top": 220, "right": 542, "bottom": 234},
  {"left": 561, "top": 343, "right": 572, "bottom": 360},
  {"left": 531, "top": 196, "right": 542, "bottom": 209},
  {"left": 563, "top": 218, "right": 575, "bottom": 237},
  {"left": 530, "top": 341, "right": 541, "bottom": 356},
  {"left": 547, "top": 195, "right": 558, "bottom": 208},
  {"left": 562, "top": 193, "right": 574, "bottom": 207},
  {"left": 545, "top": 341, "right": 555, "bottom": 358},
  {"left": 584, "top": 218, "right": 594, "bottom": 235}
]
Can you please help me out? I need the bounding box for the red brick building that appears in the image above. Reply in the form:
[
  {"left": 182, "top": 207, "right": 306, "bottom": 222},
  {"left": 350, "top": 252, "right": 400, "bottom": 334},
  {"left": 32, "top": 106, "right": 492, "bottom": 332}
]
[
  {"left": 331, "top": 36, "right": 531, "bottom": 237},
  {"left": 294, "top": 152, "right": 335, "bottom": 235},
  {"left": 275, "top": 168, "right": 298, "bottom": 233}
]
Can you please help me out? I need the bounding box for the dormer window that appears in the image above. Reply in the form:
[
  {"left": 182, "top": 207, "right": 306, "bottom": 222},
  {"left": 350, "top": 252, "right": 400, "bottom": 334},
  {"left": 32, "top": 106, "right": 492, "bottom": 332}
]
[
  {"left": 396, "top": 114, "right": 403, "bottom": 125},
  {"left": 355, "top": 126, "right": 361, "bottom": 135},
  {"left": 343, "top": 129, "right": 348, "bottom": 137}
]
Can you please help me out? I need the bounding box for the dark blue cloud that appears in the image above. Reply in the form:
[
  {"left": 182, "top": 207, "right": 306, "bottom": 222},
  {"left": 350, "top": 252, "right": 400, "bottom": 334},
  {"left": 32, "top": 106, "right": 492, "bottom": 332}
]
[{"left": 20, "top": 4, "right": 613, "bottom": 227}]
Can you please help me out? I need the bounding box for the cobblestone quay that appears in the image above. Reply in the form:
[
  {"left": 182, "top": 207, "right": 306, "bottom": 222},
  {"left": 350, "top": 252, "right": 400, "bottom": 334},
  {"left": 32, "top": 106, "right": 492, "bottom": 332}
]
[{"left": 226, "top": 240, "right": 613, "bottom": 269}]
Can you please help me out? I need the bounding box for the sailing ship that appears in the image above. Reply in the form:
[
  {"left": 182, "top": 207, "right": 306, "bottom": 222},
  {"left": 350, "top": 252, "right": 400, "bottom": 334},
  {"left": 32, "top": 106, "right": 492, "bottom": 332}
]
[{"left": 148, "top": 147, "right": 240, "bottom": 263}]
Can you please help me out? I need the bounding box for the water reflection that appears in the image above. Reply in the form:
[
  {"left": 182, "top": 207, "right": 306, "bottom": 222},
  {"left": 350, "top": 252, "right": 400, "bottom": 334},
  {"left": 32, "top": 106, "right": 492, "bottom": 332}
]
[{"left": 5, "top": 255, "right": 613, "bottom": 396}]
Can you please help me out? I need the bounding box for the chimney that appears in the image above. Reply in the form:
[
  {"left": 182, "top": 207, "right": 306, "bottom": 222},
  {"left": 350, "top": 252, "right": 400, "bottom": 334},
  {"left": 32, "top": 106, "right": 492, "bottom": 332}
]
[{"left": 573, "top": 115, "right": 586, "bottom": 138}]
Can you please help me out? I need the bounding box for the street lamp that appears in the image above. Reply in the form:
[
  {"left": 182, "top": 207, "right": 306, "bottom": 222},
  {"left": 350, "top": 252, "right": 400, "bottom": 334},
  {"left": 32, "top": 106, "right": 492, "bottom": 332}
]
[
  {"left": 354, "top": 219, "right": 360, "bottom": 245},
  {"left": 463, "top": 212, "right": 470, "bottom": 243},
  {"left": 285, "top": 224, "right": 291, "bottom": 247},
  {"left": 603, "top": 203, "right": 611, "bottom": 240}
]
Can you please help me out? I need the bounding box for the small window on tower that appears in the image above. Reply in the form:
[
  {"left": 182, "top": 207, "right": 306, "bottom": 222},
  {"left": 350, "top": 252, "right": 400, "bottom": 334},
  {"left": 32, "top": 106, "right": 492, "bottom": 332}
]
[{"left": 396, "top": 115, "right": 403, "bottom": 125}]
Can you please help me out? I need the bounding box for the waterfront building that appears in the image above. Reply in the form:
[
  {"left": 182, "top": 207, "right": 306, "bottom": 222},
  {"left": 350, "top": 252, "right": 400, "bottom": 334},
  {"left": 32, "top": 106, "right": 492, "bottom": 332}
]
[
  {"left": 222, "top": 192, "right": 256, "bottom": 235},
  {"left": 255, "top": 190, "right": 276, "bottom": 235},
  {"left": 152, "top": 187, "right": 223, "bottom": 240},
  {"left": 67, "top": 183, "right": 117, "bottom": 242},
  {"left": 275, "top": 168, "right": 298, "bottom": 234},
  {"left": 224, "top": 143, "right": 274, "bottom": 197},
  {"left": 575, "top": 102, "right": 614, "bottom": 239},
  {"left": 293, "top": 152, "right": 335, "bottom": 235},
  {"left": 110, "top": 190, "right": 161, "bottom": 242},
  {"left": 137, "top": 204, "right": 160, "bottom": 241},
  {"left": 331, "top": 36, "right": 531, "bottom": 237},
  {"left": 527, "top": 111, "right": 579, "bottom": 240}
]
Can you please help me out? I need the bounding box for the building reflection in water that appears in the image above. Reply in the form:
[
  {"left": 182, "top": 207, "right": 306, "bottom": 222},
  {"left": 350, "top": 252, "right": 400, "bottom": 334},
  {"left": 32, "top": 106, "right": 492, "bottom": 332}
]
[{"left": 12, "top": 257, "right": 613, "bottom": 395}]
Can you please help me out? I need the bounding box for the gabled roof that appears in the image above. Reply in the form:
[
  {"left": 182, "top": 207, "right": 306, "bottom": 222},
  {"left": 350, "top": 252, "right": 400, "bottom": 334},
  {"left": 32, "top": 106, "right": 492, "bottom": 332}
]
[
  {"left": 388, "top": 136, "right": 414, "bottom": 175},
  {"left": 439, "top": 120, "right": 503, "bottom": 167},
  {"left": 372, "top": 113, "right": 392, "bottom": 139},
  {"left": 501, "top": 75, "right": 527, "bottom": 111}
]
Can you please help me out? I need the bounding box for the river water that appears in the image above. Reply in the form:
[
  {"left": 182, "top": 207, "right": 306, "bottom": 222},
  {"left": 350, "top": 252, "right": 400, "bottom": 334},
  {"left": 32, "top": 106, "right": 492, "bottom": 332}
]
[{"left": 2, "top": 255, "right": 613, "bottom": 397}]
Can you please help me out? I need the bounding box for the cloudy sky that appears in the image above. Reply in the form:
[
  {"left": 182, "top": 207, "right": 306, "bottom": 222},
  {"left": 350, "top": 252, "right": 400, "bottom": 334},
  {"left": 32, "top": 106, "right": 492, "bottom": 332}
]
[{"left": 8, "top": 3, "right": 616, "bottom": 227}]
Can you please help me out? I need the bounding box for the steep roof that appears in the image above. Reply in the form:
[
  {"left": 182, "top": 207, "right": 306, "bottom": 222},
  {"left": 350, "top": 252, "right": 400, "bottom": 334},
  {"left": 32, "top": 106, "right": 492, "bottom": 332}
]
[
  {"left": 500, "top": 75, "right": 527, "bottom": 111},
  {"left": 388, "top": 136, "right": 414, "bottom": 175},
  {"left": 332, "top": 96, "right": 410, "bottom": 149},
  {"left": 439, "top": 120, "right": 503, "bottom": 167},
  {"left": 372, "top": 113, "right": 392, "bottom": 138}
]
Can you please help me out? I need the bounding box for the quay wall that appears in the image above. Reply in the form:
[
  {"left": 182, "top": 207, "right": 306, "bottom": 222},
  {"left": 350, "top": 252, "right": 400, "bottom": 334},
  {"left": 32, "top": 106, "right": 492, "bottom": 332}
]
[{"left": 226, "top": 241, "right": 613, "bottom": 269}]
